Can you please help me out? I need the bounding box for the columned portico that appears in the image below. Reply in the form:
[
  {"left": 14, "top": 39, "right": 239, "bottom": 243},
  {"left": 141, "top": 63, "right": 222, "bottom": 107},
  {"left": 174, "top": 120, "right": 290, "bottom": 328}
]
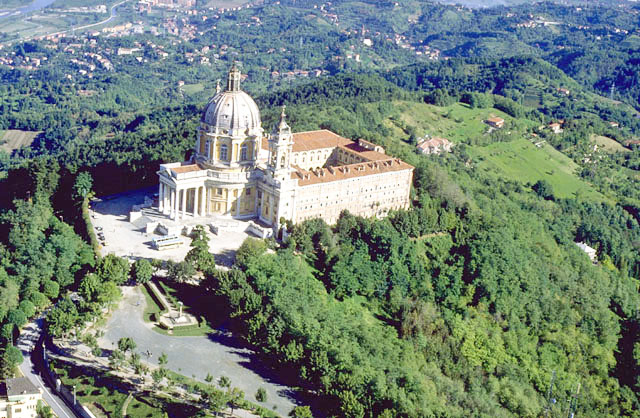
[{"left": 158, "top": 179, "right": 210, "bottom": 221}]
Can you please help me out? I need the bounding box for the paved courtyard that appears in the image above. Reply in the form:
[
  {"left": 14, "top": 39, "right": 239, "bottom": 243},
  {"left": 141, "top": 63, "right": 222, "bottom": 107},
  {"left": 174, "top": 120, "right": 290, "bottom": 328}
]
[
  {"left": 90, "top": 188, "right": 251, "bottom": 264},
  {"left": 98, "top": 286, "right": 298, "bottom": 416}
]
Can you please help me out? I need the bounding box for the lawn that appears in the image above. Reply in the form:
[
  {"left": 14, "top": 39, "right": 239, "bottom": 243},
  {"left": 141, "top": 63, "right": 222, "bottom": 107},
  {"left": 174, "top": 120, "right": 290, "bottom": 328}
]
[
  {"left": 141, "top": 281, "right": 216, "bottom": 337},
  {"left": 140, "top": 283, "right": 165, "bottom": 323},
  {"left": 469, "top": 138, "right": 606, "bottom": 201}
]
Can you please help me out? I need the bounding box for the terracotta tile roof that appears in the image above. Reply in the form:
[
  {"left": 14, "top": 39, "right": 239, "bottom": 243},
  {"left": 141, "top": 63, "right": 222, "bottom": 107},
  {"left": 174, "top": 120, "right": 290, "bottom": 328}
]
[
  {"left": 416, "top": 137, "right": 452, "bottom": 151},
  {"left": 293, "top": 159, "right": 414, "bottom": 186},
  {"left": 339, "top": 142, "right": 388, "bottom": 161},
  {"left": 291, "top": 130, "right": 352, "bottom": 152},
  {"left": 170, "top": 164, "right": 203, "bottom": 174},
  {"left": 486, "top": 117, "right": 504, "bottom": 123}
]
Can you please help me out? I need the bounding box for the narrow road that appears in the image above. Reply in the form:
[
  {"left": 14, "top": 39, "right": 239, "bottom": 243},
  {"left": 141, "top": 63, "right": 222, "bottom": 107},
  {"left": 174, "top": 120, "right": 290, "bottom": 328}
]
[
  {"left": 70, "top": 0, "right": 128, "bottom": 32},
  {"left": 22, "top": 0, "right": 129, "bottom": 41},
  {"left": 98, "top": 286, "right": 297, "bottom": 416},
  {"left": 17, "top": 319, "right": 78, "bottom": 418}
]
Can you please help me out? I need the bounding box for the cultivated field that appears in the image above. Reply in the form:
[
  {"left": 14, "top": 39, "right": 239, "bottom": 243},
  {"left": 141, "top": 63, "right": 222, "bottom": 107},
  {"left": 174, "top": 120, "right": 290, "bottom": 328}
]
[{"left": 0, "top": 129, "right": 40, "bottom": 152}]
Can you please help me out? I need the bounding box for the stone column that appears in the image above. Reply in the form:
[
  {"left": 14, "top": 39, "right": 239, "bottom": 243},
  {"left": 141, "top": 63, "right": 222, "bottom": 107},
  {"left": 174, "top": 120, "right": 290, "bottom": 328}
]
[
  {"left": 204, "top": 187, "right": 209, "bottom": 216},
  {"left": 170, "top": 188, "right": 176, "bottom": 220},
  {"left": 199, "top": 186, "right": 205, "bottom": 216},
  {"left": 180, "top": 189, "right": 186, "bottom": 220},
  {"left": 236, "top": 190, "right": 241, "bottom": 217},
  {"left": 158, "top": 183, "right": 164, "bottom": 212},
  {"left": 226, "top": 188, "right": 232, "bottom": 216},
  {"left": 172, "top": 188, "right": 178, "bottom": 220},
  {"left": 164, "top": 185, "right": 170, "bottom": 215},
  {"left": 194, "top": 186, "right": 199, "bottom": 217}
]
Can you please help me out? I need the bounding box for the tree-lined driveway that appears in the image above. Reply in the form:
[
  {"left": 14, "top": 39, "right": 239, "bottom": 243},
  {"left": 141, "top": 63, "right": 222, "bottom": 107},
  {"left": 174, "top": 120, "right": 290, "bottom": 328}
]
[{"left": 98, "top": 286, "right": 297, "bottom": 416}]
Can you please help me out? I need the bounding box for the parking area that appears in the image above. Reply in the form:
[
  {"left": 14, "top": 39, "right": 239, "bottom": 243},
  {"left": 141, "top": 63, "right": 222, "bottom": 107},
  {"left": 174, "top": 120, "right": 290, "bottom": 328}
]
[{"left": 90, "top": 188, "right": 251, "bottom": 264}]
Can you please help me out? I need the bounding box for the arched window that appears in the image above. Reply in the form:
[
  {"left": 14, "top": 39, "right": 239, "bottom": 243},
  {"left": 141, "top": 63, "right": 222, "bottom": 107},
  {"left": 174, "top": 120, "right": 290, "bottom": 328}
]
[
  {"left": 240, "top": 144, "right": 248, "bottom": 161},
  {"left": 220, "top": 144, "right": 228, "bottom": 161},
  {"left": 280, "top": 156, "right": 286, "bottom": 168}
]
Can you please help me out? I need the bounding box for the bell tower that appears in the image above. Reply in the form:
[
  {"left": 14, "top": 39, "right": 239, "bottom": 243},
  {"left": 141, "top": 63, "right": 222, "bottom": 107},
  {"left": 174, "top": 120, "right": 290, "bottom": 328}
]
[{"left": 268, "top": 106, "right": 293, "bottom": 180}]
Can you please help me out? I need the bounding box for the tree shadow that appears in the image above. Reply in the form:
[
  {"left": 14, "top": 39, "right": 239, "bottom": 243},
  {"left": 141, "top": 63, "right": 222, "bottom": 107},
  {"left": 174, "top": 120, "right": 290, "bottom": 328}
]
[
  {"left": 214, "top": 249, "right": 236, "bottom": 267},
  {"left": 206, "top": 333, "right": 303, "bottom": 402}
]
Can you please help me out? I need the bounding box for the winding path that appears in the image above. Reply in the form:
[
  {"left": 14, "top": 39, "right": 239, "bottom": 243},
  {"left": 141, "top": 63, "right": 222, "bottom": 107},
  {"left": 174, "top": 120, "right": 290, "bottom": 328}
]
[{"left": 98, "top": 286, "right": 297, "bottom": 416}]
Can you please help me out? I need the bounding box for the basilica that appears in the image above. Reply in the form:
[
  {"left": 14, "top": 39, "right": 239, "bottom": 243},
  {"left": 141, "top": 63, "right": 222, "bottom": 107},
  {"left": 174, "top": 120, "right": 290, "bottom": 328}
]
[{"left": 156, "top": 65, "right": 413, "bottom": 229}]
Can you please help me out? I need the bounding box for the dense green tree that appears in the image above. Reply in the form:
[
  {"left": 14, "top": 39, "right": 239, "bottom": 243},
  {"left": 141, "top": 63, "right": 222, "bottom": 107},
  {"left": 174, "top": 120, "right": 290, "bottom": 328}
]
[
  {"left": 0, "top": 344, "right": 23, "bottom": 377},
  {"left": 45, "top": 297, "right": 79, "bottom": 338},
  {"left": 532, "top": 179, "right": 555, "bottom": 200},
  {"left": 118, "top": 337, "right": 136, "bottom": 354},
  {"left": 72, "top": 171, "right": 93, "bottom": 200},
  {"left": 167, "top": 261, "right": 195, "bottom": 283},
  {"left": 96, "top": 254, "right": 130, "bottom": 285},
  {"left": 131, "top": 259, "right": 153, "bottom": 284}
]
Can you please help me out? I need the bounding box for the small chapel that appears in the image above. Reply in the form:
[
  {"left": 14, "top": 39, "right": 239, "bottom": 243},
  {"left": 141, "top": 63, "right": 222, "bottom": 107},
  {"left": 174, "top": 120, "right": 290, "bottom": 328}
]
[{"left": 157, "top": 65, "right": 414, "bottom": 229}]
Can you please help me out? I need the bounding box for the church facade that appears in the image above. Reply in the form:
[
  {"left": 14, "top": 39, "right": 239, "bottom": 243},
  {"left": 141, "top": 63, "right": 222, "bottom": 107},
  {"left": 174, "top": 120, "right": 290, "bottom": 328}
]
[{"left": 157, "top": 65, "right": 414, "bottom": 229}]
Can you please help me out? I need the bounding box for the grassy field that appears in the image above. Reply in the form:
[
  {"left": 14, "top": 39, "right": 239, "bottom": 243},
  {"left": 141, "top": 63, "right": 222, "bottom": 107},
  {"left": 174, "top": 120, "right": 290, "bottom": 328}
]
[
  {"left": 182, "top": 83, "right": 205, "bottom": 95},
  {"left": 0, "top": 129, "right": 40, "bottom": 152},
  {"left": 0, "top": 18, "right": 40, "bottom": 34},
  {"left": 383, "top": 101, "right": 517, "bottom": 143},
  {"left": 376, "top": 100, "right": 606, "bottom": 202},
  {"left": 469, "top": 138, "right": 606, "bottom": 201},
  {"left": 591, "top": 134, "right": 630, "bottom": 153}
]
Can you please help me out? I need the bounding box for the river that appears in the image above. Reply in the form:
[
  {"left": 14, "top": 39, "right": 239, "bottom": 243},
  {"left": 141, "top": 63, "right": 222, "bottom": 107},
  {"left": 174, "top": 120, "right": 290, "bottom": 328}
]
[{"left": 0, "top": 0, "right": 60, "bottom": 22}]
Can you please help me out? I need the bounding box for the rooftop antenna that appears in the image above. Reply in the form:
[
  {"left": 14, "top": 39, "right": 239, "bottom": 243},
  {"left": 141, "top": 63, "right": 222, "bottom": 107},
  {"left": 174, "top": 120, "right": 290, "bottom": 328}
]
[{"left": 544, "top": 371, "right": 557, "bottom": 418}]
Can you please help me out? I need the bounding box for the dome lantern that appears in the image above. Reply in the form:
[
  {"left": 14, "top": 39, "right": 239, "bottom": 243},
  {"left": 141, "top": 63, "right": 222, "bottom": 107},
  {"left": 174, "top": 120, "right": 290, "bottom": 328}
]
[{"left": 200, "top": 65, "right": 262, "bottom": 135}]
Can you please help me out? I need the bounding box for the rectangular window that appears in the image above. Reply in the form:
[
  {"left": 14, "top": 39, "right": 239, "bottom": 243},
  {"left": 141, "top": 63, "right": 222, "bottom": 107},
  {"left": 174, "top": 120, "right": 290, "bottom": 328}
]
[
  {"left": 246, "top": 188, "right": 251, "bottom": 196},
  {"left": 217, "top": 188, "right": 223, "bottom": 195}
]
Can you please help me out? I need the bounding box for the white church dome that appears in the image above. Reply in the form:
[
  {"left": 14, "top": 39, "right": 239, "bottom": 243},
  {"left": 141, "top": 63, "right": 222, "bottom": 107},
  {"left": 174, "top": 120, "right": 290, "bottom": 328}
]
[{"left": 201, "top": 65, "right": 261, "bottom": 133}]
